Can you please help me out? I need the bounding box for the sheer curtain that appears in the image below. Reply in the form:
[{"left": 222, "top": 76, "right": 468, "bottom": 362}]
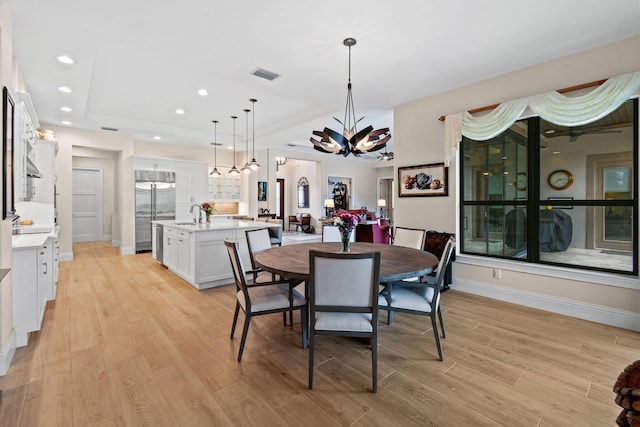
[{"left": 444, "top": 70, "right": 640, "bottom": 164}]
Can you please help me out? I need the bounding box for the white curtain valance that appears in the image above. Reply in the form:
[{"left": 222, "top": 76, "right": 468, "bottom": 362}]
[{"left": 444, "top": 70, "right": 640, "bottom": 164}]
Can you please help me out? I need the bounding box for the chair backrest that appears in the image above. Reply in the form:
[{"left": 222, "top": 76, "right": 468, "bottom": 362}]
[
  {"left": 430, "top": 237, "right": 456, "bottom": 308},
  {"left": 322, "top": 225, "right": 355, "bottom": 242},
  {"left": 301, "top": 215, "right": 311, "bottom": 226},
  {"left": 224, "top": 240, "right": 250, "bottom": 304},
  {"left": 309, "top": 250, "right": 381, "bottom": 313},
  {"left": 267, "top": 219, "right": 283, "bottom": 243},
  {"left": 245, "top": 228, "right": 272, "bottom": 270},
  {"left": 393, "top": 227, "right": 426, "bottom": 249}
]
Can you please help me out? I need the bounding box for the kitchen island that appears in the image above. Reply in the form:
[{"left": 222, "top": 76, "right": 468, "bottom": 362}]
[{"left": 152, "top": 219, "right": 273, "bottom": 290}]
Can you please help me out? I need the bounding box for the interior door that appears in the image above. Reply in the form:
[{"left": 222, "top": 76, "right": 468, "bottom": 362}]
[
  {"left": 72, "top": 167, "right": 104, "bottom": 242},
  {"left": 593, "top": 155, "right": 633, "bottom": 251},
  {"left": 276, "top": 178, "right": 285, "bottom": 219}
]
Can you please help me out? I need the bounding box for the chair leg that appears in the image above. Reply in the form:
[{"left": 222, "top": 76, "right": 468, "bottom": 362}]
[
  {"left": 387, "top": 311, "right": 393, "bottom": 325},
  {"left": 300, "top": 307, "right": 308, "bottom": 349},
  {"left": 230, "top": 302, "right": 240, "bottom": 339},
  {"left": 308, "top": 331, "right": 315, "bottom": 389},
  {"left": 431, "top": 315, "right": 444, "bottom": 361},
  {"left": 372, "top": 333, "right": 378, "bottom": 393},
  {"left": 282, "top": 312, "right": 287, "bottom": 325},
  {"left": 237, "top": 313, "right": 252, "bottom": 362},
  {"left": 438, "top": 305, "right": 446, "bottom": 338}
]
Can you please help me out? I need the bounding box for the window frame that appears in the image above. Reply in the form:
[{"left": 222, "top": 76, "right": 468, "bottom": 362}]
[{"left": 459, "top": 99, "right": 638, "bottom": 276}]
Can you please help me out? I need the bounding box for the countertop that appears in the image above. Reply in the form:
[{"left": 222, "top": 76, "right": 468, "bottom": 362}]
[
  {"left": 12, "top": 224, "right": 60, "bottom": 249},
  {"left": 153, "top": 219, "right": 273, "bottom": 232}
]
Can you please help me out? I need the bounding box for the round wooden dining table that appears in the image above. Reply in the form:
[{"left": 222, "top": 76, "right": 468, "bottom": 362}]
[{"left": 254, "top": 242, "right": 438, "bottom": 282}]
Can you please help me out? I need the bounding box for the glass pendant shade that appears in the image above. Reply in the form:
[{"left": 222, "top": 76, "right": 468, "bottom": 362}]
[
  {"left": 229, "top": 115, "right": 239, "bottom": 176},
  {"left": 241, "top": 108, "right": 252, "bottom": 174}
]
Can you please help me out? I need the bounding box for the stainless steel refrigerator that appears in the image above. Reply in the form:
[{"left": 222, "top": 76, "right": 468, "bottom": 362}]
[{"left": 135, "top": 170, "right": 176, "bottom": 253}]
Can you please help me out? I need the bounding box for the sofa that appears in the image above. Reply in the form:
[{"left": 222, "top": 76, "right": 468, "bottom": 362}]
[
  {"left": 355, "top": 221, "right": 390, "bottom": 244},
  {"left": 334, "top": 209, "right": 377, "bottom": 221}
]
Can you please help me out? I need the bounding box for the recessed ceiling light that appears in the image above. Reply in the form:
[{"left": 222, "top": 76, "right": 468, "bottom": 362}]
[
  {"left": 153, "top": 136, "right": 161, "bottom": 140},
  {"left": 57, "top": 55, "right": 74, "bottom": 64},
  {"left": 197, "top": 89, "right": 208, "bottom": 96},
  {"left": 60, "top": 106, "right": 72, "bottom": 112},
  {"left": 227, "top": 145, "right": 233, "bottom": 150},
  {"left": 58, "top": 86, "right": 72, "bottom": 93},
  {"left": 62, "top": 120, "right": 72, "bottom": 125},
  {"left": 176, "top": 109, "right": 185, "bottom": 115}
]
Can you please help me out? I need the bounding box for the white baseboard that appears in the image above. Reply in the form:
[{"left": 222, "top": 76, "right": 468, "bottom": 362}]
[
  {"left": 453, "top": 278, "right": 640, "bottom": 332},
  {"left": 112, "top": 239, "right": 121, "bottom": 248},
  {"left": 104, "top": 234, "right": 112, "bottom": 241},
  {"left": 60, "top": 252, "right": 73, "bottom": 262},
  {"left": 120, "top": 246, "right": 135, "bottom": 256},
  {"left": 0, "top": 329, "right": 16, "bottom": 376}
]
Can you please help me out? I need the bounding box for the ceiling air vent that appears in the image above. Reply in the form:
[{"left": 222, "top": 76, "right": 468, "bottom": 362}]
[
  {"left": 251, "top": 68, "right": 280, "bottom": 81},
  {"left": 210, "top": 143, "right": 222, "bottom": 146},
  {"left": 101, "top": 126, "right": 119, "bottom": 132}
]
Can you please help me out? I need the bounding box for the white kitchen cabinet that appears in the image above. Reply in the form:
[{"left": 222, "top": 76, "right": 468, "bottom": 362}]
[
  {"left": 176, "top": 161, "right": 208, "bottom": 221},
  {"left": 207, "top": 167, "right": 241, "bottom": 201},
  {"left": 14, "top": 97, "right": 39, "bottom": 201},
  {"left": 13, "top": 239, "right": 51, "bottom": 347},
  {"left": 50, "top": 235, "right": 60, "bottom": 300},
  {"left": 31, "top": 140, "right": 57, "bottom": 204},
  {"left": 134, "top": 157, "right": 175, "bottom": 172},
  {"left": 163, "top": 226, "right": 178, "bottom": 271},
  {"left": 162, "top": 225, "right": 194, "bottom": 283}
]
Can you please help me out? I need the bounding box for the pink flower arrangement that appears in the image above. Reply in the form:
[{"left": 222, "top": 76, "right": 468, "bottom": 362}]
[
  {"left": 200, "top": 201, "right": 215, "bottom": 216},
  {"left": 332, "top": 212, "right": 360, "bottom": 234}
]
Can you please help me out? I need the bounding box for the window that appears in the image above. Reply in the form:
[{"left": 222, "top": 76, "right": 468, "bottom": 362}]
[{"left": 460, "top": 99, "right": 638, "bottom": 275}]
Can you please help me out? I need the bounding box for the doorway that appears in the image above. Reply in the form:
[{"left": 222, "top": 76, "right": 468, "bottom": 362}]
[
  {"left": 587, "top": 152, "right": 633, "bottom": 251},
  {"left": 72, "top": 167, "right": 104, "bottom": 242},
  {"left": 276, "top": 178, "right": 285, "bottom": 219}
]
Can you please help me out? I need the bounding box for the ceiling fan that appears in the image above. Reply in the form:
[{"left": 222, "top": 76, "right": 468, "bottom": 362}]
[
  {"left": 377, "top": 150, "right": 394, "bottom": 161},
  {"left": 569, "top": 128, "right": 622, "bottom": 142}
]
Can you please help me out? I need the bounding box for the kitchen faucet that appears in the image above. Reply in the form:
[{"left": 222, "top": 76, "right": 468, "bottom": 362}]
[{"left": 189, "top": 203, "right": 203, "bottom": 223}]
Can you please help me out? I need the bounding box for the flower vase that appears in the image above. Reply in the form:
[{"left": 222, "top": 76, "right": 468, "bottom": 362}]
[
  {"left": 205, "top": 213, "right": 211, "bottom": 223},
  {"left": 341, "top": 231, "right": 351, "bottom": 252}
]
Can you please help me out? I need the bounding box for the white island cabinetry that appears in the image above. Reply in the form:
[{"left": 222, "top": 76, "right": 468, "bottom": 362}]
[{"left": 158, "top": 220, "right": 270, "bottom": 290}]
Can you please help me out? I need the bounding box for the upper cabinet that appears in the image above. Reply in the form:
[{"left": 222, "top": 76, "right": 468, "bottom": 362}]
[
  {"left": 134, "top": 157, "right": 175, "bottom": 172},
  {"left": 14, "top": 93, "right": 40, "bottom": 201},
  {"left": 175, "top": 161, "right": 208, "bottom": 221},
  {"left": 207, "top": 166, "right": 241, "bottom": 201}
]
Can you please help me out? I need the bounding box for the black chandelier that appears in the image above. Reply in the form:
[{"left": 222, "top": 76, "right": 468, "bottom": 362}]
[{"left": 310, "top": 37, "right": 391, "bottom": 157}]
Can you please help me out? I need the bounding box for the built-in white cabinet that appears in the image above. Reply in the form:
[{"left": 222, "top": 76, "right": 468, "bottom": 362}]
[
  {"left": 175, "top": 161, "right": 208, "bottom": 221},
  {"left": 13, "top": 238, "right": 52, "bottom": 347},
  {"left": 14, "top": 94, "right": 39, "bottom": 201},
  {"left": 207, "top": 167, "right": 241, "bottom": 201},
  {"left": 162, "top": 225, "right": 194, "bottom": 283},
  {"left": 31, "top": 140, "right": 57, "bottom": 204},
  {"left": 134, "top": 157, "right": 175, "bottom": 172}
]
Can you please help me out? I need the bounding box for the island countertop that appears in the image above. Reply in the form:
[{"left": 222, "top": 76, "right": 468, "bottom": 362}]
[{"left": 152, "top": 219, "right": 273, "bottom": 232}]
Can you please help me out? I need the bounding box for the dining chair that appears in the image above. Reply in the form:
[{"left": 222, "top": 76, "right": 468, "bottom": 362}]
[
  {"left": 392, "top": 226, "right": 426, "bottom": 250},
  {"left": 245, "top": 228, "right": 275, "bottom": 282},
  {"left": 322, "top": 225, "right": 355, "bottom": 242},
  {"left": 378, "top": 237, "right": 455, "bottom": 361},
  {"left": 266, "top": 219, "right": 283, "bottom": 246},
  {"left": 308, "top": 250, "right": 381, "bottom": 392},
  {"left": 224, "top": 240, "right": 307, "bottom": 362}
]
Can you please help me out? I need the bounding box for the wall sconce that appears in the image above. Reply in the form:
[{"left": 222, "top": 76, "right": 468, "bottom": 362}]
[
  {"left": 324, "top": 198, "right": 335, "bottom": 217},
  {"left": 275, "top": 156, "right": 288, "bottom": 171},
  {"left": 377, "top": 199, "right": 386, "bottom": 218}
]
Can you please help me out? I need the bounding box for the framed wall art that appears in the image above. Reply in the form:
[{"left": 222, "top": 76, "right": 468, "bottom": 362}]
[
  {"left": 258, "top": 181, "right": 267, "bottom": 201},
  {"left": 328, "top": 176, "right": 352, "bottom": 210},
  {"left": 398, "top": 162, "right": 448, "bottom": 197}
]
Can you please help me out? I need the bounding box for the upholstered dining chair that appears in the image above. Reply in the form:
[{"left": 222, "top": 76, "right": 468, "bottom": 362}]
[
  {"left": 378, "top": 237, "right": 455, "bottom": 361},
  {"left": 267, "top": 219, "right": 283, "bottom": 246},
  {"left": 392, "top": 226, "right": 426, "bottom": 250},
  {"left": 322, "top": 225, "right": 355, "bottom": 242},
  {"left": 224, "top": 240, "right": 307, "bottom": 362},
  {"left": 308, "top": 250, "right": 381, "bottom": 392},
  {"left": 245, "top": 228, "right": 275, "bottom": 282}
]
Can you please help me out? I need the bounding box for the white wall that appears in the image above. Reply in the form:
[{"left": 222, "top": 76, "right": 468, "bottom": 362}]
[{"left": 394, "top": 34, "right": 640, "bottom": 330}]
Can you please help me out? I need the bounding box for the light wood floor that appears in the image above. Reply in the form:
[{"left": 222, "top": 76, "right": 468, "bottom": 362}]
[{"left": 1, "top": 241, "right": 638, "bottom": 426}]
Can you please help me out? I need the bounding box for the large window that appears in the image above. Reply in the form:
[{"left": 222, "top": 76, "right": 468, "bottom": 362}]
[{"left": 460, "top": 99, "right": 638, "bottom": 275}]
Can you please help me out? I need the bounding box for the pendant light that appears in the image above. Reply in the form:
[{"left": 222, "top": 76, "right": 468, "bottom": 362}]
[
  {"left": 209, "top": 120, "right": 222, "bottom": 176},
  {"left": 248, "top": 98, "right": 260, "bottom": 170},
  {"left": 241, "top": 108, "right": 252, "bottom": 174},
  {"left": 228, "top": 115, "right": 240, "bottom": 176},
  {"left": 310, "top": 38, "right": 391, "bottom": 157}
]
